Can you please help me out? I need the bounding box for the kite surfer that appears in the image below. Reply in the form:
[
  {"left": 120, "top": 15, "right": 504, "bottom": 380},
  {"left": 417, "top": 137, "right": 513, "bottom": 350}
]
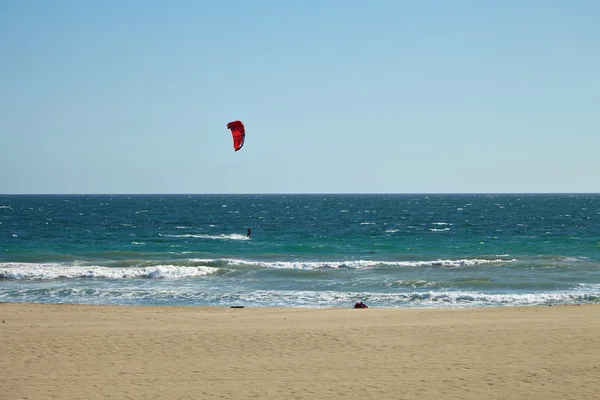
[{"left": 247, "top": 227, "right": 252, "bottom": 238}]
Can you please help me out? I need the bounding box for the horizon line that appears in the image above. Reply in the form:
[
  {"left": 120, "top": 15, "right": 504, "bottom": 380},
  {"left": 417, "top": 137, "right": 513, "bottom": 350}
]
[{"left": 2, "top": 192, "right": 599, "bottom": 196}]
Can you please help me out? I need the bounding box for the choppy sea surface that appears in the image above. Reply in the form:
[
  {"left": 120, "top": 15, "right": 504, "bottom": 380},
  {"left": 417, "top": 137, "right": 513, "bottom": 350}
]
[{"left": 1, "top": 194, "right": 600, "bottom": 308}]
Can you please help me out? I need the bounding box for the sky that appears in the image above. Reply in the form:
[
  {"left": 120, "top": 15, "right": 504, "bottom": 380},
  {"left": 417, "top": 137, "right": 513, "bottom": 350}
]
[{"left": 1, "top": 0, "right": 599, "bottom": 194}]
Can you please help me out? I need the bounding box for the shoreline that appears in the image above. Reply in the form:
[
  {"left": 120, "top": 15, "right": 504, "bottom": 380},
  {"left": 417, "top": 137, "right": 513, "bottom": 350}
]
[
  {"left": 3, "top": 302, "right": 599, "bottom": 399},
  {"left": 0, "top": 300, "right": 593, "bottom": 309}
]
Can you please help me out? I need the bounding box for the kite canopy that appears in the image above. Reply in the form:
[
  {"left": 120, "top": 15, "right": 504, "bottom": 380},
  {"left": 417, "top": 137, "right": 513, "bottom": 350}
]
[{"left": 226, "top": 120, "right": 245, "bottom": 151}]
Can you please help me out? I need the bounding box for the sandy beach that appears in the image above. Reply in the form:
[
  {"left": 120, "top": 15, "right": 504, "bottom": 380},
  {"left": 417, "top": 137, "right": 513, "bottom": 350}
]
[{"left": 1, "top": 303, "right": 599, "bottom": 400}]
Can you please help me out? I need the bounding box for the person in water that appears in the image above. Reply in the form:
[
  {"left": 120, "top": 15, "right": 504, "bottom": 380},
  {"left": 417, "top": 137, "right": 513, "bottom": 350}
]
[{"left": 247, "top": 227, "right": 252, "bottom": 238}]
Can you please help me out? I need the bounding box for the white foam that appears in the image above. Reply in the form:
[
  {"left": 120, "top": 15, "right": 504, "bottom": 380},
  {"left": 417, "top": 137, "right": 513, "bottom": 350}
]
[
  {"left": 188, "top": 289, "right": 600, "bottom": 308},
  {"left": 159, "top": 233, "right": 249, "bottom": 241},
  {"left": 228, "top": 258, "right": 515, "bottom": 270},
  {"left": 560, "top": 256, "right": 588, "bottom": 262},
  {"left": 0, "top": 262, "right": 218, "bottom": 280}
]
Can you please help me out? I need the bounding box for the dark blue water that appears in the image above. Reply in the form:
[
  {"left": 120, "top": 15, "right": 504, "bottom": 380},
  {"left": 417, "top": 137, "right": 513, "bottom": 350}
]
[{"left": 1, "top": 194, "right": 599, "bottom": 307}]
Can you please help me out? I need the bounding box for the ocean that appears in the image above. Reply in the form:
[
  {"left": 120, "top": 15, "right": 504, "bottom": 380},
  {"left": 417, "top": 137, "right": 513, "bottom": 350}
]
[{"left": 1, "top": 194, "right": 599, "bottom": 308}]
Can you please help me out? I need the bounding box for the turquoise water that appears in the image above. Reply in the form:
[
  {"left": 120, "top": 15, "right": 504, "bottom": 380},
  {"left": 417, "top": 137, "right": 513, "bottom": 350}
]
[{"left": 1, "top": 194, "right": 600, "bottom": 308}]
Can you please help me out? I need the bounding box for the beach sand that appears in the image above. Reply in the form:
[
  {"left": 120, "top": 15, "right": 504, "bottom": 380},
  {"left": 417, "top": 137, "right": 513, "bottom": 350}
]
[{"left": 1, "top": 303, "right": 599, "bottom": 399}]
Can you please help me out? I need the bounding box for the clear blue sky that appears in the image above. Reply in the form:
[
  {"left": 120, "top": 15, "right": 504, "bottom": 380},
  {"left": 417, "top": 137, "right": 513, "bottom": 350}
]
[{"left": 1, "top": 0, "right": 599, "bottom": 194}]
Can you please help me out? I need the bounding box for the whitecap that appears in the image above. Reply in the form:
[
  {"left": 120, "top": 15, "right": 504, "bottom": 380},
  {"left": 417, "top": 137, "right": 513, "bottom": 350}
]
[{"left": 0, "top": 262, "right": 218, "bottom": 280}]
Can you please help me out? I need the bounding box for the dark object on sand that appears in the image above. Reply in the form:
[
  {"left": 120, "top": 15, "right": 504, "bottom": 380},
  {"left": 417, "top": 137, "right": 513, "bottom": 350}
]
[
  {"left": 230, "top": 306, "right": 245, "bottom": 308},
  {"left": 354, "top": 302, "right": 368, "bottom": 309}
]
